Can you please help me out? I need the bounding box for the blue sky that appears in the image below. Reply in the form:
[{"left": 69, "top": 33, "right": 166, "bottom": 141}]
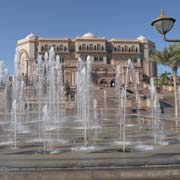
[{"left": 0, "top": 0, "right": 180, "bottom": 75}]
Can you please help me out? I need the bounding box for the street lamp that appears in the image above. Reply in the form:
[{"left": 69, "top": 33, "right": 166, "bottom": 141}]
[
  {"left": 151, "top": 9, "right": 180, "bottom": 126},
  {"left": 151, "top": 9, "right": 180, "bottom": 42}
]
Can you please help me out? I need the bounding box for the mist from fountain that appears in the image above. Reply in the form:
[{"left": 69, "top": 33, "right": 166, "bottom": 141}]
[
  {"left": 115, "top": 65, "right": 123, "bottom": 141},
  {"left": 121, "top": 59, "right": 130, "bottom": 152},
  {"left": 0, "top": 61, "right": 8, "bottom": 87},
  {"left": 55, "top": 55, "right": 64, "bottom": 138},
  {"left": 76, "top": 56, "right": 95, "bottom": 148},
  {"left": 103, "top": 90, "right": 107, "bottom": 120},
  {"left": 128, "top": 59, "right": 141, "bottom": 118},
  {"left": 150, "top": 78, "right": 162, "bottom": 144},
  {"left": 35, "top": 55, "right": 43, "bottom": 137},
  {"left": 81, "top": 67, "right": 88, "bottom": 146},
  {"left": 120, "top": 59, "right": 142, "bottom": 152},
  {"left": 77, "top": 57, "right": 83, "bottom": 119},
  {"left": 42, "top": 104, "right": 49, "bottom": 153},
  {"left": 11, "top": 100, "right": 17, "bottom": 149},
  {"left": 34, "top": 47, "right": 65, "bottom": 146},
  {"left": 18, "top": 80, "right": 25, "bottom": 129},
  {"left": 48, "top": 47, "right": 57, "bottom": 124},
  {"left": 86, "top": 56, "right": 92, "bottom": 128},
  {"left": 0, "top": 61, "right": 9, "bottom": 113},
  {"left": 13, "top": 48, "right": 22, "bottom": 102},
  {"left": 9, "top": 48, "right": 25, "bottom": 147},
  {"left": 0, "top": 48, "right": 178, "bottom": 155},
  {"left": 93, "top": 98, "right": 98, "bottom": 127}
]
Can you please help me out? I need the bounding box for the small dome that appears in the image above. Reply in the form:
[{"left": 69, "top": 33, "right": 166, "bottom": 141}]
[
  {"left": 82, "top": 32, "right": 97, "bottom": 38},
  {"left": 25, "top": 33, "right": 37, "bottom": 39},
  {"left": 137, "top": 35, "right": 147, "bottom": 42},
  {"left": 109, "top": 38, "right": 116, "bottom": 41}
]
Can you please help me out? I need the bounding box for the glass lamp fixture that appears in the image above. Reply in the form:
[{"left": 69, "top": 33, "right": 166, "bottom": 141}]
[{"left": 151, "top": 9, "right": 180, "bottom": 42}]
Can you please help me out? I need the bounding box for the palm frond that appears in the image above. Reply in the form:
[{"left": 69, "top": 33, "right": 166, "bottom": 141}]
[{"left": 150, "top": 44, "right": 180, "bottom": 69}]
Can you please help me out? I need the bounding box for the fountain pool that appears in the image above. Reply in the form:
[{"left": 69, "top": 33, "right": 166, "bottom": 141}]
[{"left": 0, "top": 49, "right": 180, "bottom": 179}]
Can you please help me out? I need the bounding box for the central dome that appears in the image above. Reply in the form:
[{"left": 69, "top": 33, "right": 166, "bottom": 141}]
[{"left": 82, "top": 32, "right": 97, "bottom": 38}]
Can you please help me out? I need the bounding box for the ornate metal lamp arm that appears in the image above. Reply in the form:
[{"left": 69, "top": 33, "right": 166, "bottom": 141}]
[{"left": 163, "top": 34, "right": 180, "bottom": 42}]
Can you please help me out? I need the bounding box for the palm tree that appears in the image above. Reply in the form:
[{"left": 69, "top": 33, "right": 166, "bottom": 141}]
[
  {"left": 64, "top": 80, "right": 73, "bottom": 100},
  {"left": 142, "top": 73, "right": 150, "bottom": 84},
  {"left": 151, "top": 44, "right": 180, "bottom": 124},
  {"left": 159, "top": 71, "right": 171, "bottom": 85}
]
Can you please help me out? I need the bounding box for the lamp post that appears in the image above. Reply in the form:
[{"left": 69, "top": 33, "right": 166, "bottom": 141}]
[
  {"left": 151, "top": 9, "right": 180, "bottom": 42},
  {"left": 151, "top": 9, "right": 180, "bottom": 126}
]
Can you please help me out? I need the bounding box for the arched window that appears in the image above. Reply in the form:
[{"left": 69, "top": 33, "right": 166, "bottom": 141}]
[
  {"left": 57, "top": 46, "right": 59, "bottom": 51},
  {"left": 131, "top": 46, "right": 135, "bottom": 52},
  {"left": 41, "top": 46, "right": 44, "bottom": 51},
  {"left": 87, "top": 45, "right": 89, "bottom": 51},
  {"left": 99, "top": 56, "right": 103, "bottom": 62},
  {"left": 100, "top": 79, "right": 108, "bottom": 87},
  {"left": 110, "top": 79, "right": 115, "bottom": 87},
  {"left": 52, "top": 44, "right": 56, "bottom": 50},
  {"left": 80, "top": 55, "right": 87, "bottom": 61},
  {"left": 94, "top": 56, "right": 98, "bottom": 62},
  {"left": 136, "top": 47, "right": 138, "bottom": 52},
  {"left": 101, "top": 46, "right": 104, "bottom": 51},
  {"left": 94, "top": 45, "right": 97, "bottom": 51},
  {"left": 122, "top": 47, "right": 124, "bottom": 52},
  {"left": 117, "top": 45, "right": 121, "bottom": 52},
  {"left": 20, "top": 52, "right": 27, "bottom": 76},
  {"left": 69, "top": 45, "right": 75, "bottom": 52},
  {"left": 132, "top": 57, "right": 137, "bottom": 63},
  {"left": 24, "top": 103, "right": 28, "bottom": 110},
  {"left": 60, "top": 56, "right": 65, "bottom": 63},
  {"left": 79, "top": 45, "right": 82, "bottom": 51},
  {"left": 129, "top": 47, "right": 131, "bottom": 52},
  {"left": 82, "top": 44, "right": 86, "bottom": 51},
  {"left": 59, "top": 44, "right": 63, "bottom": 51},
  {"left": 90, "top": 44, "right": 93, "bottom": 51},
  {"left": 45, "top": 44, "right": 49, "bottom": 51},
  {"left": 125, "top": 45, "right": 128, "bottom": 52},
  {"left": 114, "top": 47, "right": 117, "bottom": 52},
  {"left": 64, "top": 46, "right": 67, "bottom": 51},
  {"left": 97, "top": 44, "right": 101, "bottom": 51}
]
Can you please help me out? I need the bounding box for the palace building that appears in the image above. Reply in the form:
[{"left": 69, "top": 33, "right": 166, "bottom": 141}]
[{"left": 16, "top": 32, "right": 157, "bottom": 88}]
